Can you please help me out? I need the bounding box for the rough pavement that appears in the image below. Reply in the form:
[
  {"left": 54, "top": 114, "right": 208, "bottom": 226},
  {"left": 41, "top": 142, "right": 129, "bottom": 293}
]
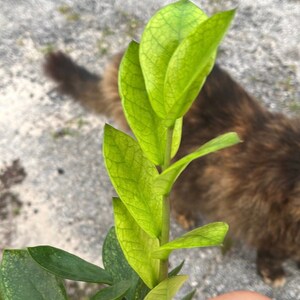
[{"left": 0, "top": 0, "right": 299, "bottom": 299}]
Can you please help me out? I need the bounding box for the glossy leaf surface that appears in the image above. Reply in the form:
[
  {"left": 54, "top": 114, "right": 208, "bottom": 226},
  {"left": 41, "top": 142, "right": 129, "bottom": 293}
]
[
  {"left": 28, "top": 246, "right": 112, "bottom": 284},
  {"left": 1, "top": 249, "right": 67, "bottom": 300}
]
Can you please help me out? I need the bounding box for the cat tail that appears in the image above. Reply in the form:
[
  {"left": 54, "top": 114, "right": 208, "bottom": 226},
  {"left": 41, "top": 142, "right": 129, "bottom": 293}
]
[{"left": 44, "top": 51, "right": 128, "bottom": 129}]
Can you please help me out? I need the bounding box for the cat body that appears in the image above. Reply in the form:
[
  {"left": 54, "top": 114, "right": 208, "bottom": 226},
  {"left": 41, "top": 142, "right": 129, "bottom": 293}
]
[{"left": 45, "top": 51, "right": 300, "bottom": 286}]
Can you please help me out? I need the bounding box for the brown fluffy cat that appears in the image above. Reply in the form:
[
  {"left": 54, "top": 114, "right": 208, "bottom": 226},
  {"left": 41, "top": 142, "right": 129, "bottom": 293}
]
[{"left": 44, "top": 51, "right": 300, "bottom": 287}]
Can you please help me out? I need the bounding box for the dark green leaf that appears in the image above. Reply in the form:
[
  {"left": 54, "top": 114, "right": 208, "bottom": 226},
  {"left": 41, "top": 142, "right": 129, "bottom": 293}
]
[
  {"left": 103, "top": 227, "right": 150, "bottom": 299},
  {"left": 103, "top": 227, "right": 140, "bottom": 299},
  {"left": 133, "top": 278, "right": 151, "bottom": 300},
  {"left": 0, "top": 268, "right": 5, "bottom": 300},
  {"left": 221, "top": 235, "right": 234, "bottom": 255},
  {"left": 1, "top": 249, "right": 67, "bottom": 300},
  {"left": 90, "top": 280, "right": 131, "bottom": 300},
  {"left": 28, "top": 246, "right": 112, "bottom": 284},
  {"left": 181, "top": 289, "right": 196, "bottom": 300},
  {"left": 103, "top": 227, "right": 137, "bottom": 282},
  {"left": 168, "top": 260, "right": 185, "bottom": 277}
]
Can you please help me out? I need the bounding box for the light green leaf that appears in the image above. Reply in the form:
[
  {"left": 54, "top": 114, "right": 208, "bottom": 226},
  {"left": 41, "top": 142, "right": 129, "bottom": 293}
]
[
  {"left": 28, "top": 246, "right": 112, "bottom": 284},
  {"left": 140, "top": 0, "right": 208, "bottom": 119},
  {"left": 164, "top": 9, "right": 236, "bottom": 121},
  {"left": 171, "top": 118, "right": 182, "bottom": 158},
  {"left": 166, "top": 54, "right": 215, "bottom": 125},
  {"left": 1, "top": 249, "right": 67, "bottom": 300},
  {"left": 103, "top": 124, "right": 162, "bottom": 238},
  {"left": 144, "top": 275, "right": 188, "bottom": 300},
  {"left": 119, "top": 41, "right": 182, "bottom": 165},
  {"left": 154, "top": 132, "right": 241, "bottom": 195},
  {"left": 152, "top": 222, "right": 228, "bottom": 260},
  {"left": 113, "top": 198, "right": 160, "bottom": 289},
  {"left": 90, "top": 280, "right": 131, "bottom": 300}
]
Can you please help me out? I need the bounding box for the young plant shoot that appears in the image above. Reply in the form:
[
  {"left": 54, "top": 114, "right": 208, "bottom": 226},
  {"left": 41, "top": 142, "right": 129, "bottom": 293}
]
[{"left": 0, "top": 1, "right": 240, "bottom": 299}]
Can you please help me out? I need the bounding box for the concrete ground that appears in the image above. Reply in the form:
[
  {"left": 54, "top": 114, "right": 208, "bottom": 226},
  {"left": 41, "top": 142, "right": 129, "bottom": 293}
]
[{"left": 0, "top": 0, "right": 299, "bottom": 299}]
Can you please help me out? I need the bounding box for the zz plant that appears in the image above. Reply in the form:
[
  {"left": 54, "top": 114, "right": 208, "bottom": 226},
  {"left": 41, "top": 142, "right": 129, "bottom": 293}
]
[{"left": 0, "top": 1, "right": 240, "bottom": 299}]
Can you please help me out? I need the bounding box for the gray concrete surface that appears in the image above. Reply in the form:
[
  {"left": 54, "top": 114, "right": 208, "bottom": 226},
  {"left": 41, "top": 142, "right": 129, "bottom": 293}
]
[{"left": 0, "top": 0, "right": 299, "bottom": 299}]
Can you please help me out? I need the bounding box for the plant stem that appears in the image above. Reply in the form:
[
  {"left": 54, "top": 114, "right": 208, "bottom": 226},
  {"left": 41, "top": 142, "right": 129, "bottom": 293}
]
[
  {"left": 159, "top": 196, "right": 170, "bottom": 281},
  {"left": 159, "top": 126, "right": 174, "bottom": 282},
  {"left": 162, "top": 126, "right": 173, "bottom": 171}
]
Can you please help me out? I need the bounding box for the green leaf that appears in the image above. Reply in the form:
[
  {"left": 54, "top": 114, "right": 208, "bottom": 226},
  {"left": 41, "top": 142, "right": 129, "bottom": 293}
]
[
  {"left": 171, "top": 118, "right": 183, "bottom": 158},
  {"left": 133, "top": 278, "right": 151, "bottom": 300},
  {"left": 140, "top": 0, "right": 208, "bottom": 119},
  {"left": 119, "top": 41, "right": 182, "bottom": 165},
  {"left": 181, "top": 289, "right": 196, "bottom": 300},
  {"left": 113, "top": 198, "right": 160, "bottom": 289},
  {"left": 152, "top": 222, "right": 228, "bottom": 260},
  {"left": 103, "top": 124, "right": 162, "bottom": 238},
  {"left": 103, "top": 228, "right": 150, "bottom": 299},
  {"left": 0, "top": 249, "right": 67, "bottom": 300},
  {"left": 154, "top": 132, "right": 241, "bottom": 195},
  {"left": 168, "top": 260, "right": 185, "bottom": 277},
  {"left": 103, "top": 227, "right": 146, "bottom": 299},
  {"left": 144, "top": 275, "right": 188, "bottom": 300},
  {"left": 0, "top": 268, "right": 5, "bottom": 300},
  {"left": 90, "top": 280, "right": 131, "bottom": 300},
  {"left": 221, "top": 235, "right": 234, "bottom": 255},
  {"left": 164, "top": 9, "right": 236, "bottom": 121},
  {"left": 103, "top": 227, "right": 138, "bottom": 283},
  {"left": 28, "top": 246, "right": 112, "bottom": 284}
]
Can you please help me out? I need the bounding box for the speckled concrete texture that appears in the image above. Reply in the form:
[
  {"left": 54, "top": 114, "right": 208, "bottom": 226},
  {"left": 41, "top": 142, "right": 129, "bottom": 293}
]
[{"left": 0, "top": 1, "right": 299, "bottom": 299}]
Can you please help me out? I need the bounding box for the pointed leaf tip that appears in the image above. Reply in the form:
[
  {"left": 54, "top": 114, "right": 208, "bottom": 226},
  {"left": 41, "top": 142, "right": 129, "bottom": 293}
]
[
  {"left": 164, "top": 8, "right": 236, "bottom": 121},
  {"left": 152, "top": 222, "right": 229, "bottom": 260},
  {"left": 28, "top": 246, "right": 113, "bottom": 284},
  {"left": 140, "top": 0, "right": 208, "bottom": 120},
  {"left": 144, "top": 275, "right": 188, "bottom": 300},
  {"left": 154, "top": 132, "right": 241, "bottom": 196}
]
